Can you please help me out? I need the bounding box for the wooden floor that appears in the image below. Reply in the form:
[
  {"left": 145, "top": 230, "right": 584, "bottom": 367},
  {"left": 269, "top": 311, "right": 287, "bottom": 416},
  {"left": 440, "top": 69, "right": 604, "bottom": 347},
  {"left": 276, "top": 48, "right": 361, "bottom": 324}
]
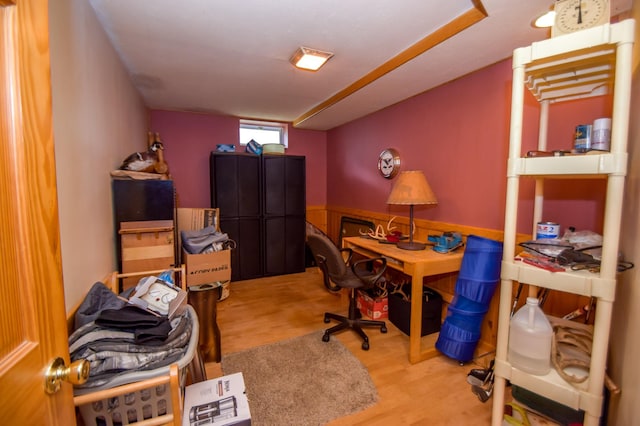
[{"left": 205, "top": 268, "right": 499, "bottom": 425}]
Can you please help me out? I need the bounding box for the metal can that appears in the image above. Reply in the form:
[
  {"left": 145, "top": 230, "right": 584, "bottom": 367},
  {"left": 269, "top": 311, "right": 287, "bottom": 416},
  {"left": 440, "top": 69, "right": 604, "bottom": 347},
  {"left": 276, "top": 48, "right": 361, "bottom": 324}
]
[
  {"left": 574, "top": 124, "right": 592, "bottom": 152},
  {"left": 592, "top": 118, "right": 611, "bottom": 151},
  {"left": 536, "top": 222, "right": 560, "bottom": 239}
]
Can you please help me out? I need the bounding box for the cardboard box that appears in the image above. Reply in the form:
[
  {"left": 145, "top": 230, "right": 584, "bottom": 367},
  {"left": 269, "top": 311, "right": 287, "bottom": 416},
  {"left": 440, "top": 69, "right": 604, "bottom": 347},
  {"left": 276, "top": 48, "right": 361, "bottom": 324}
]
[
  {"left": 178, "top": 208, "right": 231, "bottom": 286},
  {"left": 183, "top": 248, "right": 232, "bottom": 286},
  {"left": 119, "top": 220, "right": 176, "bottom": 290},
  {"left": 356, "top": 290, "right": 388, "bottom": 319},
  {"left": 388, "top": 287, "right": 442, "bottom": 336},
  {"left": 183, "top": 372, "right": 251, "bottom": 426},
  {"left": 177, "top": 208, "right": 220, "bottom": 264}
]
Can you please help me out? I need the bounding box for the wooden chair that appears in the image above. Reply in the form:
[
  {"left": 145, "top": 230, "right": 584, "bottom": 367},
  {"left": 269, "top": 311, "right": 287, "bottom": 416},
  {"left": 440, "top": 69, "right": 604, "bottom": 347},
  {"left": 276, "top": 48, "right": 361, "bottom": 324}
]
[{"left": 67, "top": 266, "right": 197, "bottom": 426}]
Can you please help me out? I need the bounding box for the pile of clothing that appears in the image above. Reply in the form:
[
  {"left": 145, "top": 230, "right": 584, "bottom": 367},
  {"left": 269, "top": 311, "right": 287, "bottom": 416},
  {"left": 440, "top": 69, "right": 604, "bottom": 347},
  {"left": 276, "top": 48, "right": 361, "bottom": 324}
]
[
  {"left": 181, "top": 225, "right": 234, "bottom": 254},
  {"left": 69, "top": 281, "right": 193, "bottom": 391}
]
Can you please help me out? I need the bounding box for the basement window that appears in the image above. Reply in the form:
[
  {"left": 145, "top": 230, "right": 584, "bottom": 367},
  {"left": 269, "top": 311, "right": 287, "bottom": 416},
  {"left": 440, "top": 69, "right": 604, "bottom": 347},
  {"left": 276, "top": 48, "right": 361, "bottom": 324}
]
[{"left": 239, "top": 119, "right": 288, "bottom": 147}]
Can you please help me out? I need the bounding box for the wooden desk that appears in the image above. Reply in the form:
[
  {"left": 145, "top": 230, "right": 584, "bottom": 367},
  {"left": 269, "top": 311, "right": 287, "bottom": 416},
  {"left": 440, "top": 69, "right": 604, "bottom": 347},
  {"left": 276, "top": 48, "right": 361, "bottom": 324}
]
[{"left": 342, "top": 236, "right": 463, "bottom": 364}]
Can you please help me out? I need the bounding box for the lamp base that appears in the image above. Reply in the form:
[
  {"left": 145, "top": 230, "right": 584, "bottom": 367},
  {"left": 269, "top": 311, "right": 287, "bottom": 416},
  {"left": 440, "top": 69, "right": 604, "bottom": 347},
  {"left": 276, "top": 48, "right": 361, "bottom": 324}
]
[{"left": 396, "top": 241, "right": 427, "bottom": 251}]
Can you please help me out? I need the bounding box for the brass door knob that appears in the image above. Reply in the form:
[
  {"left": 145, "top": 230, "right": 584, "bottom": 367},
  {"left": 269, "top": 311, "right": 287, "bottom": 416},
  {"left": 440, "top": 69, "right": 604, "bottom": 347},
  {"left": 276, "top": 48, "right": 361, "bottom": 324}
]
[{"left": 44, "top": 357, "right": 90, "bottom": 394}]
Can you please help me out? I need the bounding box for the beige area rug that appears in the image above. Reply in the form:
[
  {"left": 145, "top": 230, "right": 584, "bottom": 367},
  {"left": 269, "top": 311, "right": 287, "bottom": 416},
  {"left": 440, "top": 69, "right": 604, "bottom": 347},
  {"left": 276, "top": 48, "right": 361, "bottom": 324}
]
[{"left": 221, "top": 331, "right": 378, "bottom": 425}]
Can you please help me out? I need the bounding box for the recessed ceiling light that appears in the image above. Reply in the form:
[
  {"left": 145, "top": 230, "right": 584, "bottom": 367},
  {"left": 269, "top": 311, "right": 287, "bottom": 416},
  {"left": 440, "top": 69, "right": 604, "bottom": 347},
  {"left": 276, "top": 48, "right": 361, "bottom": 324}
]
[{"left": 289, "top": 46, "right": 334, "bottom": 71}]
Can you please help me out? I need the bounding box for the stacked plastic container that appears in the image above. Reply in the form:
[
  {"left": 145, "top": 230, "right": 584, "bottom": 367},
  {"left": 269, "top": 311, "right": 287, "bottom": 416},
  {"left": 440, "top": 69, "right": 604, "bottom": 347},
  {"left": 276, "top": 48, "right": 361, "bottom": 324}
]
[{"left": 436, "top": 235, "right": 503, "bottom": 362}]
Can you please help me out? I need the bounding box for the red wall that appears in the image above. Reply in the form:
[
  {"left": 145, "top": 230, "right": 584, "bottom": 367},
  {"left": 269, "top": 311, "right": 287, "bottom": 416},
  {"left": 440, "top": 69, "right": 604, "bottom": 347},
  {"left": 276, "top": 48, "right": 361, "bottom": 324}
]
[
  {"left": 327, "top": 59, "right": 610, "bottom": 235},
  {"left": 151, "top": 57, "right": 610, "bottom": 236},
  {"left": 149, "top": 110, "right": 327, "bottom": 208}
]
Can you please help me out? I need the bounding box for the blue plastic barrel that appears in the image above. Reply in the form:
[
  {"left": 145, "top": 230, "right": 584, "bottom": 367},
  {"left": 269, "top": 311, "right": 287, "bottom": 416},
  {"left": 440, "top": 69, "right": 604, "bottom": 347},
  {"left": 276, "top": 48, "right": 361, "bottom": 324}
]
[
  {"left": 455, "top": 235, "right": 503, "bottom": 305},
  {"left": 458, "top": 235, "right": 503, "bottom": 281},
  {"left": 435, "top": 319, "right": 481, "bottom": 362},
  {"left": 436, "top": 235, "right": 503, "bottom": 362},
  {"left": 455, "top": 279, "right": 499, "bottom": 306},
  {"left": 442, "top": 312, "right": 483, "bottom": 338},
  {"left": 449, "top": 295, "right": 489, "bottom": 315}
]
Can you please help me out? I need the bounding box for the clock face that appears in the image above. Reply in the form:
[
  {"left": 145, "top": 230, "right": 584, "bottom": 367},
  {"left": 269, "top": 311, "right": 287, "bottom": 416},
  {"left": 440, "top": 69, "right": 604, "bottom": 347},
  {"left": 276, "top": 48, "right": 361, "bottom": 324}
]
[
  {"left": 377, "top": 148, "right": 400, "bottom": 178},
  {"left": 553, "top": 0, "right": 609, "bottom": 36}
]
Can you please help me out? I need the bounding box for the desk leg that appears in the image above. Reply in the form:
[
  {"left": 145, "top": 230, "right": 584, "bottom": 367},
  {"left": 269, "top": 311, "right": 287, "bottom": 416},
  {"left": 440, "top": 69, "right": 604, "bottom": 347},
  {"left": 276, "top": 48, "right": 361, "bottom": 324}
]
[
  {"left": 408, "top": 270, "right": 422, "bottom": 362},
  {"left": 408, "top": 266, "right": 440, "bottom": 364}
]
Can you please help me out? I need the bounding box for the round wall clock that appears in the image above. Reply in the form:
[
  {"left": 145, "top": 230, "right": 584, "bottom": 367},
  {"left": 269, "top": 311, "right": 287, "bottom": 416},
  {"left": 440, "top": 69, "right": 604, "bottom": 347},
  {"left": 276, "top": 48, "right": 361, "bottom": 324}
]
[
  {"left": 377, "top": 148, "right": 401, "bottom": 178},
  {"left": 552, "top": 0, "right": 610, "bottom": 37}
]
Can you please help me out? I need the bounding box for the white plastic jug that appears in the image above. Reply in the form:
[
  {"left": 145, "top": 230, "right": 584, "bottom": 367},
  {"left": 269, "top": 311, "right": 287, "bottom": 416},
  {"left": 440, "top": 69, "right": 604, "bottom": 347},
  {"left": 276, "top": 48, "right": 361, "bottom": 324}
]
[{"left": 508, "top": 297, "right": 553, "bottom": 375}]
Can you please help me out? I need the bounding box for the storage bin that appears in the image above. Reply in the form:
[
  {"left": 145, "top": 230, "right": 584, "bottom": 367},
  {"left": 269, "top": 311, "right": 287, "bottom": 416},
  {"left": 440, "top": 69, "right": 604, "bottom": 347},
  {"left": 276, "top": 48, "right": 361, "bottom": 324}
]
[
  {"left": 454, "top": 278, "right": 499, "bottom": 306},
  {"left": 436, "top": 295, "right": 487, "bottom": 362},
  {"left": 448, "top": 295, "right": 488, "bottom": 315},
  {"left": 455, "top": 235, "right": 503, "bottom": 305},
  {"left": 76, "top": 306, "right": 199, "bottom": 426},
  {"left": 435, "top": 337, "right": 479, "bottom": 362},
  {"left": 458, "top": 235, "right": 503, "bottom": 282},
  {"left": 441, "top": 309, "right": 484, "bottom": 337},
  {"left": 435, "top": 320, "right": 481, "bottom": 362},
  {"left": 79, "top": 383, "right": 174, "bottom": 425},
  {"left": 512, "top": 385, "right": 585, "bottom": 425},
  {"left": 388, "top": 287, "right": 442, "bottom": 336}
]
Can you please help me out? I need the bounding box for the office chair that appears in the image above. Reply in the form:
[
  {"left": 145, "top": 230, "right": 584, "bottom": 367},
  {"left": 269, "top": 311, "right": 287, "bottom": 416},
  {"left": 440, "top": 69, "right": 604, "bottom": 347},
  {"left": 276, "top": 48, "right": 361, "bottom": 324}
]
[{"left": 307, "top": 233, "right": 388, "bottom": 350}]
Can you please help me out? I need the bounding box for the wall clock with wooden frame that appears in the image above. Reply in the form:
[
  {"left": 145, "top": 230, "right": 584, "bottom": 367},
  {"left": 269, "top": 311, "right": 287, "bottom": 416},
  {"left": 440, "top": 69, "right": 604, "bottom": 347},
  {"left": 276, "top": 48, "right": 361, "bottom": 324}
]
[
  {"left": 552, "top": 0, "right": 610, "bottom": 37},
  {"left": 377, "top": 148, "right": 401, "bottom": 179}
]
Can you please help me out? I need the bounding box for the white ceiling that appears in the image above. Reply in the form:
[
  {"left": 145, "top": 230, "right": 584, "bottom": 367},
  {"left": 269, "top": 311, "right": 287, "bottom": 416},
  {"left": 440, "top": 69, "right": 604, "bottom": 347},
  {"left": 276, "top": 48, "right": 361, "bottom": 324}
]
[{"left": 88, "top": 0, "right": 632, "bottom": 131}]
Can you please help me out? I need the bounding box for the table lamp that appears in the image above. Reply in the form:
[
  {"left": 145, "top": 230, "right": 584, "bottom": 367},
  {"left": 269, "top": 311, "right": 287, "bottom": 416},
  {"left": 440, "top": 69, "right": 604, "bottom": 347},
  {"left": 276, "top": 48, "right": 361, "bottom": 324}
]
[{"left": 386, "top": 170, "right": 437, "bottom": 250}]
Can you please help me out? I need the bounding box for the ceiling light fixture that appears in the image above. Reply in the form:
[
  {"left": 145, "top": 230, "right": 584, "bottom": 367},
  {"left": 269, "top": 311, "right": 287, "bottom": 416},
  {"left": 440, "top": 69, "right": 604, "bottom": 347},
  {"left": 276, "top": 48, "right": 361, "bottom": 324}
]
[
  {"left": 290, "top": 46, "right": 334, "bottom": 71},
  {"left": 533, "top": 10, "right": 556, "bottom": 28}
]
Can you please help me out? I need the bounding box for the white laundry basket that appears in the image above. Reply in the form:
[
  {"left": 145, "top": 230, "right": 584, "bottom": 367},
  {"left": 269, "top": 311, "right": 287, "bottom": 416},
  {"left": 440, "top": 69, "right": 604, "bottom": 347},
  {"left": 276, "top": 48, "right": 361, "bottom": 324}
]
[{"left": 75, "top": 305, "right": 199, "bottom": 426}]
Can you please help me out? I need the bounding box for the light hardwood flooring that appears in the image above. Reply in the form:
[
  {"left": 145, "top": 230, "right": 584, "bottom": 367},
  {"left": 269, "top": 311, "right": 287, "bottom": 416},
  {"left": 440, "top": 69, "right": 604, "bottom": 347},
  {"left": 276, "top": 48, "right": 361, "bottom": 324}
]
[{"left": 205, "top": 268, "right": 499, "bottom": 425}]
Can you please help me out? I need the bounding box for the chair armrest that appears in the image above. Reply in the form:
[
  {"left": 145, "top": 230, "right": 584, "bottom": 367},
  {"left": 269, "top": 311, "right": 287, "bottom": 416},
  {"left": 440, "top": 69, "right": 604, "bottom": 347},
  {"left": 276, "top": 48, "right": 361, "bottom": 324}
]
[{"left": 351, "top": 256, "right": 387, "bottom": 286}]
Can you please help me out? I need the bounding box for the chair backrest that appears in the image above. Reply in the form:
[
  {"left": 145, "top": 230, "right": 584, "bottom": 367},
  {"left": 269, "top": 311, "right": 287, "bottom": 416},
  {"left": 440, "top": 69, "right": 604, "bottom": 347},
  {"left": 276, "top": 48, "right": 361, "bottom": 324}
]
[{"left": 307, "top": 233, "right": 348, "bottom": 281}]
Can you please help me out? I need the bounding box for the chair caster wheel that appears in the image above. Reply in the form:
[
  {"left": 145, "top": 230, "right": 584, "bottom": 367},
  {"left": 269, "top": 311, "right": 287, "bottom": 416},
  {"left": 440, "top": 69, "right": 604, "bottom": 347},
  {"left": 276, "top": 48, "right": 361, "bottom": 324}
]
[
  {"left": 322, "top": 333, "right": 330, "bottom": 342},
  {"left": 323, "top": 316, "right": 330, "bottom": 323},
  {"left": 361, "top": 341, "right": 370, "bottom": 350},
  {"left": 381, "top": 325, "right": 387, "bottom": 333}
]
